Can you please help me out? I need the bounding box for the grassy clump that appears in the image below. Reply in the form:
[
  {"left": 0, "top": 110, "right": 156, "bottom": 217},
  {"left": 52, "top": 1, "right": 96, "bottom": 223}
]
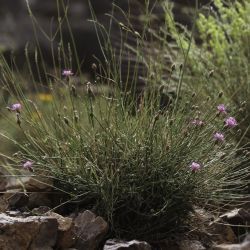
[
  {"left": 0, "top": 0, "right": 249, "bottom": 242},
  {"left": 1, "top": 67, "right": 249, "bottom": 239}
]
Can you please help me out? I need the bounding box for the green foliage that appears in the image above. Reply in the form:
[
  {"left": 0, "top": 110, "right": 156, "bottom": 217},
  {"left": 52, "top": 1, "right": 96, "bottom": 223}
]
[
  {"left": 168, "top": 0, "right": 250, "bottom": 143},
  {"left": 0, "top": 0, "right": 249, "bottom": 241},
  {"left": 197, "top": 0, "right": 250, "bottom": 63}
]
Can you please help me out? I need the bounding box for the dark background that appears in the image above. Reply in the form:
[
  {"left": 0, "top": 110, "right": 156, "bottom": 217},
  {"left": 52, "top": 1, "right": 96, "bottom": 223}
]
[{"left": 0, "top": 0, "right": 211, "bottom": 73}]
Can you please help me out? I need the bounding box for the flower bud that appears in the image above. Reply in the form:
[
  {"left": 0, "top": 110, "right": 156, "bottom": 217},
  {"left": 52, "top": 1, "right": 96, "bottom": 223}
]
[
  {"left": 240, "top": 101, "right": 246, "bottom": 107},
  {"left": 171, "top": 63, "right": 176, "bottom": 72},
  {"left": 208, "top": 70, "right": 214, "bottom": 78},
  {"left": 71, "top": 85, "right": 77, "bottom": 98},
  {"left": 74, "top": 110, "right": 79, "bottom": 123},
  {"left": 218, "top": 91, "right": 223, "bottom": 98},
  {"left": 169, "top": 119, "right": 174, "bottom": 126},
  {"left": 179, "top": 63, "right": 183, "bottom": 71},
  {"left": 64, "top": 117, "right": 70, "bottom": 125},
  {"left": 16, "top": 113, "right": 21, "bottom": 127},
  {"left": 91, "top": 63, "right": 97, "bottom": 71}
]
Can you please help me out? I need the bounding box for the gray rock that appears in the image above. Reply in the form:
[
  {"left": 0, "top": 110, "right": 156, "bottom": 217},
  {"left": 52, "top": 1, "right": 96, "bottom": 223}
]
[
  {"left": 104, "top": 239, "right": 152, "bottom": 250},
  {"left": 74, "top": 210, "right": 109, "bottom": 250},
  {"left": 6, "top": 191, "right": 29, "bottom": 208},
  {"left": 192, "top": 207, "right": 237, "bottom": 244},
  {"left": 179, "top": 240, "right": 206, "bottom": 250},
  {"left": 0, "top": 213, "right": 58, "bottom": 250},
  {"left": 213, "top": 233, "right": 250, "bottom": 250},
  {"left": 208, "top": 221, "right": 237, "bottom": 244},
  {"left": 212, "top": 242, "right": 250, "bottom": 250},
  {"left": 220, "top": 208, "right": 250, "bottom": 225},
  {"left": 0, "top": 190, "right": 29, "bottom": 213},
  {"left": 28, "top": 192, "right": 52, "bottom": 209},
  {"left": 5, "top": 174, "right": 53, "bottom": 192},
  {"left": 47, "top": 212, "right": 75, "bottom": 249},
  {"left": 32, "top": 206, "right": 51, "bottom": 215}
]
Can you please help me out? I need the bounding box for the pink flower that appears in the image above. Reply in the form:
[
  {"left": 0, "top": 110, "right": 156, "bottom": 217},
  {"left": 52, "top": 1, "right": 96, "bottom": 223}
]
[
  {"left": 213, "top": 132, "right": 225, "bottom": 142},
  {"left": 191, "top": 119, "right": 204, "bottom": 126},
  {"left": 225, "top": 117, "right": 237, "bottom": 128},
  {"left": 189, "top": 162, "right": 201, "bottom": 172},
  {"left": 22, "top": 161, "right": 34, "bottom": 172},
  {"left": 62, "top": 69, "right": 73, "bottom": 77},
  {"left": 8, "top": 103, "right": 22, "bottom": 113},
  {"left": 217, "top": 104, "right": 227, "bottom": 114}
]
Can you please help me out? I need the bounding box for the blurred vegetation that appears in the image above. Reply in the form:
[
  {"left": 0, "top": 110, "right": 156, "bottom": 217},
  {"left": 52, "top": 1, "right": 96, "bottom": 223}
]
[{"left": 165, "top": 0, "right": 250, "bottom": 144}]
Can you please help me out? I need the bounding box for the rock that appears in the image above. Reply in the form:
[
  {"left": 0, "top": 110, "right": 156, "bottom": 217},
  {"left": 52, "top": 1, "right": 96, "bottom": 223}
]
[
  {"left": 23, "top": 175, "right": 54, "bottom": 191},
  {"left": 213, "top": 233, "right": 250, "bottom": 250},
  {"left": 213, "top": 242, "right": 250, "bottom": 250},
  {"left": 179, "top": 240, "right": 206, "bottom": 250},
  {"left": 28, "top": 192, "right": 52, "bottom": 209},
  {"left": 207, "top": 220, "right": 237, "bottom": 244},
  {"left": 192, "top": 207, "right": 237, "bottom": 244},
  {"left": 0, "top": 174, "right": 54, "bottom": 213},
  {"left": 47, "top": 212, "right": 75, "bottom": 249},
  {"left": 0, "top": 168, "right": 7, "bottom": 192},
  {"left": 0, "top": 213, "right": 58, "bottom": 250},
  {"left": 0, "top": 195, "right": 9, "bottom": 213},
  {"left": 0, "top": 190, "right": 29, "bottom": 212},
  {"left": 0, "top": 189, "right": 52, "bottom": 213},
  {"left": 32, "top": 206, "right": 51, "bottom": 215},
  {"left": 74, "top": 210, "right": 109, "bottom": 250},
  {"left": 5, "top": 210, "right": 24, "bottom": 217},
  {"left": 220, "top": 208, "right": 250, "bottom": 225},
  {"left": 6, "top": 191, "right": 29, "bottom": 209},
  {"left": 218, "top": 208, "right": 250, "bottom": 239},
  {"left": 104, "top": 239, "right": 152, "bottom": 250},
  {"left": 5, "top": 174, "right": 53, "bottom": 191}
]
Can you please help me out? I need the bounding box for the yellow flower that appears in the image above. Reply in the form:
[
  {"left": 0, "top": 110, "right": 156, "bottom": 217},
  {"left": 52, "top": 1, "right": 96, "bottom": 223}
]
[{"left": 37, "top": 93, "right": 53, "bottom": 102}]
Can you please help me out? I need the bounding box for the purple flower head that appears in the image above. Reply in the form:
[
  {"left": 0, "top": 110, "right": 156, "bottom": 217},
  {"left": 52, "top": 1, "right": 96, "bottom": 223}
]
[
  {"left": 189, "top": 162, "right": 201, "bottom": 172},
  {"left": 9, "top": 103, "right": 22, "bottom": 113},
  {"left": 191, "top": 119, "right": 204, "bottom": 126},
  {"left": 225, "top": 117, "right": 237, "bottom": 128},
  {"left": 217, "top": 104, "right": 227, "bottom": 114},
  {"left": 213, "top": 132, "right": 225, "bottom": 142},
  {"left": 22, "top": 161, "right": 34, "bottom": 172},
  {"left": 62, "top": 69, "right": 73, "bottom": 77}
]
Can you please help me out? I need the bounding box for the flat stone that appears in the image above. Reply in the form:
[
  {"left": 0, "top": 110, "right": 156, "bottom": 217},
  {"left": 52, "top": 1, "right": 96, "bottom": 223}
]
[
  {"left": 104, "top": 239, "right": 152, "bottom": 250},
  {"left": 179, "top": 240, "right": 206, "bottom": 250},
  {"left": 212, "top": 242, "right": 250, "bottom": 250},
  {"left": 6, "top": 174, "right": 53, "bottom": 192},
  {"left": 220, "top": 208, "right": 250, "bottom": 225},
  {"left": 32, "top": 206, "right": 51, "bottom": 215},
  {"left": 0, "top": 213, "right": 58, "bottom": 250}
]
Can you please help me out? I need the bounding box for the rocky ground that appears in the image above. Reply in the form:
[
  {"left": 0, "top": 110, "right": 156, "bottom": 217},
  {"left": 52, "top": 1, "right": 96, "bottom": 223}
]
[{"left": 0, "top": 172, "right": 250, "bottom": 250}]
